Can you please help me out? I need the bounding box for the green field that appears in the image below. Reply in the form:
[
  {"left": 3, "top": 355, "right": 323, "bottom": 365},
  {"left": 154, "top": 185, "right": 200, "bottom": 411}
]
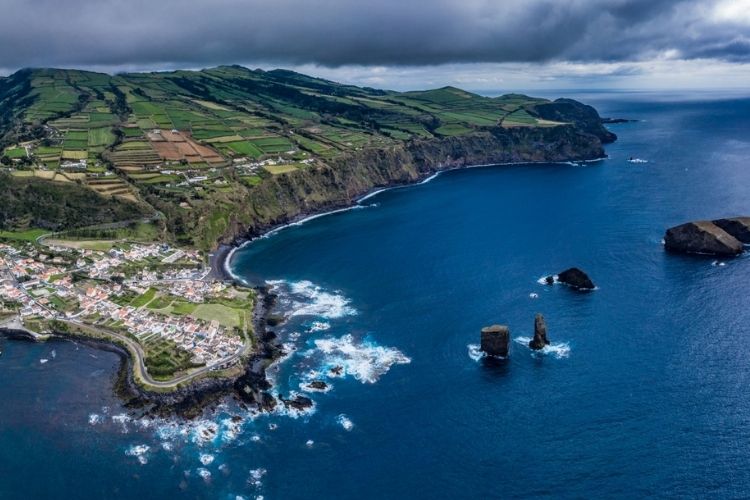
[
  {"left": 3, "top": 147, "right": 27, "bottom": 159},
  {"left": 0, "top": 228, "right": 48, "bottom": 241},
  {"left": 225, "top": 141, "right": 263, "bottom": 157},
  {"left": 131, "top": 287, "right": 158, "bottom": 308},
  {"left": 264, "top": 164, "right": 299, "bottom": 175},
  {"left": 191, "top": 303, "right": 242, "bottom": 329}
]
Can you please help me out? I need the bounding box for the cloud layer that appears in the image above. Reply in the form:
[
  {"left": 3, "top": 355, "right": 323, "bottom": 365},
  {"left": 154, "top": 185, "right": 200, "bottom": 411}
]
[{"left": 0, "top": 0, "right": 748, "bottom": 70}]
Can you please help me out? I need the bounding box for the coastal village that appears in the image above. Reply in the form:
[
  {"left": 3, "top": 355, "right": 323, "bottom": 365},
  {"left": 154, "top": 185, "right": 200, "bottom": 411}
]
[{"left": 0, "top": 237, "right": 252, "bottom": 379}]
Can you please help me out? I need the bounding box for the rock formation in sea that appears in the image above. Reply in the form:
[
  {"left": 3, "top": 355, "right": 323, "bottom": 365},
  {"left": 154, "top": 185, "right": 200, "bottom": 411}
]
[
  {"left": 712, "top": 217, "right": 750, "bottom": 244},
  {"left": 280, "top": 394, "right": 314, "bottom": 411},
  {"left": 529, "top": 313, "right": 550, "bottom": 350},
  {"left": 664, "top": 220, "right": 744, "bottom": 256},
  {"left": 306, "top": 380, "right": 328, "bottom": 391},
  {"left": 481, "top": 325, "right": 510, "bottom": 357},
  {"left": 555, "top": 268, "right": 596, "bottom": 290}
]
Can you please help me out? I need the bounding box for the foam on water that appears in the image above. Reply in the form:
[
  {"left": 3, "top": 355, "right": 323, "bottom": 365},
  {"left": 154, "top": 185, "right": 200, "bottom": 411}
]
[
  {"left": 467, "top": 344, "right": 485, "bottom": 361},
  {"left": 220, "top": 417, "right": 244, "bottom": 443},
  {"left": 191, "top": 420, "right": 220, "bottom": 446},
  {"left": 467, "top": 344, "right": 508, "bottom": 361},
  {"left": 199, "top": 453, "right": 215, "bottom": 466},
  {"left": 112, "top": 413, "right": 131, "bottom": 433},
  {"left": 419, "top": 172, "right": 441, "bottom": 184},
  {"left": 357, "top": 188, "right": 387, "bottom": 202},
  {"left": 307, "top": 321, "right": 331, "bottom": 332},
  {"left": 88, "top": 413, "right": 103, "bottom": 425},
  {"left": 271, "top": 392, "right": 317, "bottom": 419},
  {"left": 39, "top": 358, "right": 48, "bottom": 364},
  {"left": 197, "top": 468, "right": 212, "bottom": 481},
  {"left": 514, "top": 336, "right": 571, "bottom": 359},
  {"left": 125, "top": 444, "right": 150, "bottom": 465},
  {"left": 337, "top": 414, "right": 354, "bottom": 431},
  {"left": 306, "top": 334, "right": 411, "bottom": 384},
  {"left": 269, "top": 280, "right": 356, "bottom": 319},
  {"left": 248, "top": 468, "right": 267, "bottom": 487},
  {"left": 260, "top": 205, "right": 367, "bottom": 240}
]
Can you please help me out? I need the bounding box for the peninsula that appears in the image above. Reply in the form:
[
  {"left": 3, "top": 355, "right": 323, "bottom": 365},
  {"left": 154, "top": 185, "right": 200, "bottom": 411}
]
[{"left": 0, "top": 66, "right": 616, "bottom": 414}]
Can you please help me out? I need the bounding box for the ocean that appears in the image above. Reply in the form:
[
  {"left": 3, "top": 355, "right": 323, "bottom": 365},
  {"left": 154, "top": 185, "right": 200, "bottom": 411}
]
[{"left": 2, "top": 91, "right": 750, "bottom": 499}]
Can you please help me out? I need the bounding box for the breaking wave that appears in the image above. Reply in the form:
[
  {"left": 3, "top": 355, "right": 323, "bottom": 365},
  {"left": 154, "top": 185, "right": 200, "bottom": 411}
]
[
  {"left": 514, "top": 336, "right": 571, "bottom": 359},
  {"left": 467, "top": 344, "right": 484, "bottom": 361},
  {"left": 125, "top": 444, "right": 150, "bottom": 465},
  {"left": 304, "top": 334, "right": 411, "bottom": 384},
  {"left": 268, "top": 280, "right": 356, "bottom": 319},
  {"left": 337, "top": 414, "right": 354, "bottom": 431}
]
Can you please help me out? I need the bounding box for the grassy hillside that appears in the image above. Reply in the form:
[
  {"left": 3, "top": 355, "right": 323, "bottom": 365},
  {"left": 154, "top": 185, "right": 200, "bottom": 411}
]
[{"left": 0, "top": 66, "right": 614, "bottom": 248}]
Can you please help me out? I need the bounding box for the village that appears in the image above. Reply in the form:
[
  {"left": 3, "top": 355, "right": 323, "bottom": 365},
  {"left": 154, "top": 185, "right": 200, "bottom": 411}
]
[{"left": 0, "top": 239, "right": 251, "bottom": 373}]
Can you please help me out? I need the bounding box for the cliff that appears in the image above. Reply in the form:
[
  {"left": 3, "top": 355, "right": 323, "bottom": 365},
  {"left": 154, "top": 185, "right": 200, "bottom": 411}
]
[{"left": 221, "top": 122, "right": 608, "bottom": 244}]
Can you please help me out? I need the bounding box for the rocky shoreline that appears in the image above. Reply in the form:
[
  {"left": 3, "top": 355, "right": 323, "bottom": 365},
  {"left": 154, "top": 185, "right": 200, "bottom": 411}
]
[
  {"left": 1, "top": 107, "right": 616, "bottom": 418},
  {"left": 1, "top": 152, "right": 609, "bottom": 419},
  {"left": 0, "top": 286, "right": 286, "bottom": 419}
]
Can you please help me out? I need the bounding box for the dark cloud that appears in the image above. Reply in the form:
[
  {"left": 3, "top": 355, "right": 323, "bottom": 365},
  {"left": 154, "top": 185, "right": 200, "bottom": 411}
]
[{"left": 0, "top": 0, "right": 748, "bottom": 71}]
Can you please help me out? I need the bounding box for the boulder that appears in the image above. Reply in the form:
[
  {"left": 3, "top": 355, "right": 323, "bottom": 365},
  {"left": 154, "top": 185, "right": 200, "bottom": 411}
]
[
  {"left": 480, "top": 325, "right": 510, "bottom": 357},
  {"left": 712, "top": 217, "right": 750, "bottom": 244},
  {"left": 664, "top": 221, "right": 743, "bottom": 256},
  {"left": 529, "top": 313, "right": 550, "bottom": 350},
  {"left": 557, "top": 267, "right": 596, "bottom": 290},
  {"left": 329, "top": 365, "right": 344, "bottom": 376},
  {"left": 265, "top": 314, "right": 285, "bottom": 327},
  {"left": 280, "top": 394, "right": 314, "bottom": 411},
  {"left": 306, "top": 380, "right": 328, "bottom": 391}
]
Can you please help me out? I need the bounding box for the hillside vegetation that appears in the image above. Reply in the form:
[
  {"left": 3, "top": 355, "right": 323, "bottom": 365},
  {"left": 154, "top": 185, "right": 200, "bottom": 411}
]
[{"left": 0, "top": 66, "right": 615, "bottom": 248}]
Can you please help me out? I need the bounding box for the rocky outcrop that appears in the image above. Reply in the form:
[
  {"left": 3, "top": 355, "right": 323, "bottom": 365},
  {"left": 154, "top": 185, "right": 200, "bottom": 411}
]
[
  {"left": 529, "top": 313, "right": 550, "bottom": 350},
  {"left": 712, "top": 217, "right": 750, "bottom": 244},
  {"left": 280, "top": 394, "right": 314, "bottom": 411},
  {"left": 528, "top": 99, "right": 617, "bottom": 143},
  {"left": 305, "top": 380, "right": 328, "bottom": 391},
  {"left": 555, "top": 268, "right": 596, "bottom": 290},
  {"left": 481, "top": 325, "right": 510, "bottom": 357},
  {"left": 664, "top": 221, "right": 743, "bottom": 256}
]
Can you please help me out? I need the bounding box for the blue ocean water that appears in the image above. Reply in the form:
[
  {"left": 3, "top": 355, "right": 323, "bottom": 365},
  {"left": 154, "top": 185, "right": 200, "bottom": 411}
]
[{"left": 2, "top": 92, "right": 750, "bottom": 499}]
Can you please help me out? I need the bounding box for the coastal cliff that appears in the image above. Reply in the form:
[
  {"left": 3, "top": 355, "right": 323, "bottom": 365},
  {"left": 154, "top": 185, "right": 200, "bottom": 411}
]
[{"left": 220, "top": 120, "right": 611, "bottom": 244}]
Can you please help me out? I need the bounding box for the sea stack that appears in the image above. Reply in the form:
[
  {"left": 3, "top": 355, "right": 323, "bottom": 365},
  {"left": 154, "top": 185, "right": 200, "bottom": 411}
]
[
  {"left": 480, "top": 325, "right": 510, "bottom": 357},
  {"left": 664, "top": 221, "right": 743, "bottom": 256},
  {"left": 529, "top": 313, "right": 550, "bottom": 350},
  {"left": 556, "top": 267, "right": 596, "bottom": 290}
]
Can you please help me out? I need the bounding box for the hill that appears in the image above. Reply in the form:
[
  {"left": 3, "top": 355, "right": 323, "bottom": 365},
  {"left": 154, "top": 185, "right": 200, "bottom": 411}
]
[{"left": 0, "top": 66, "right": 615, "bottom": 249}]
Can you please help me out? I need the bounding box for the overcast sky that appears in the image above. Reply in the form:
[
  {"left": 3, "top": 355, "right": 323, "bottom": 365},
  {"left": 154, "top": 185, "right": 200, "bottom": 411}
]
[{"left": 1, "top": 0, "right": 749, "bottom": 91}]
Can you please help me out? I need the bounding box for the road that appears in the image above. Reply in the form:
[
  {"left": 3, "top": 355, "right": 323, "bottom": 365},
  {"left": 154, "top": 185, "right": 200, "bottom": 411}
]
[{"left": 63, "top": 318, "right": 252, "bottom": 389}]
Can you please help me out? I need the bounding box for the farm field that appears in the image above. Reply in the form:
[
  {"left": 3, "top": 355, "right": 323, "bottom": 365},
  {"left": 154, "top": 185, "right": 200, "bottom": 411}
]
[{"left": 0, "top": 66, "right": 575, "bottom": 250}]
